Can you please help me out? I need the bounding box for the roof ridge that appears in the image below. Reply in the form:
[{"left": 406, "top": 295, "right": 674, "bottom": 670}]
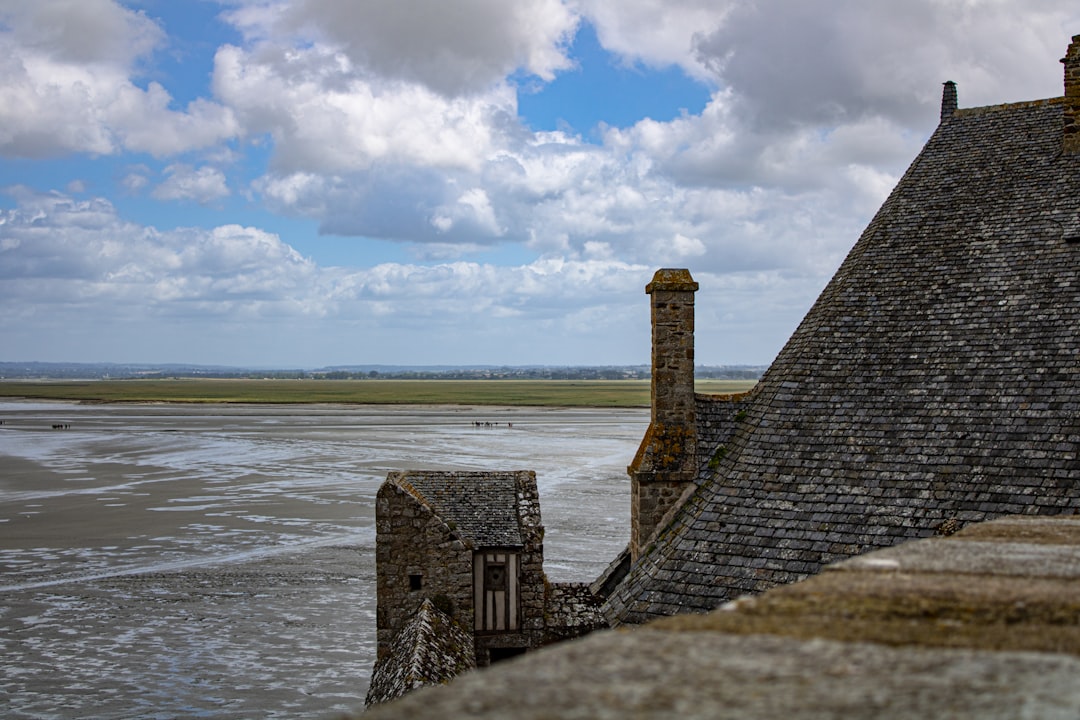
[{"left": 955, "top": 96, "right": 1063, "bottom": 116}]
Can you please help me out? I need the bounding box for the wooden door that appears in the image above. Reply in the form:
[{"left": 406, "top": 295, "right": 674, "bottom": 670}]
[{"left": 474, "top": 551, "right": 519, "bottom": 632}]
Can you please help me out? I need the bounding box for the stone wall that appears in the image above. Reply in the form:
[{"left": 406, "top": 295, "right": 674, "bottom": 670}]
[
  {"left": 375, "top": 482, "right": 475, "bottom": 660},
  {"left": 629, "top": 269, "right": 700, "bottom": 561},
  {"left": 359, "top": 516, "right": 1080, "bottom": 720}
]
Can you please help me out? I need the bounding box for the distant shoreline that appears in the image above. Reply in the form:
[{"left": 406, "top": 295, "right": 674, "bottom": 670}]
[{"left": 0, "top": 378, "right": 757, "bottom": 408}]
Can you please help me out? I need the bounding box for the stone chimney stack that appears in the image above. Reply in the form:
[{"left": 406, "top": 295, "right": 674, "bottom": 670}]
[
  {"left": 1063, "top": 34, "right": 1080, "bottom": 154},
  {"left": 627, "top": 268, "right": 698, "bottom": 562},
  {"left": 940, "top": 81, "right": 957, "bottom": 123}
]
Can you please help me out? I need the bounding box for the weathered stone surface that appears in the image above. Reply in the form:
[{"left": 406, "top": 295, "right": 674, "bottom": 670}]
[
  {"left": 365, "top": 599, "right": 475, "bottom": 707},
  {"left": 373, "top": 469, "right": 608, "bottom": 701},
  {"left": 358, "top": 517, "right": 1080, "bottom": 720},
  {"left": 629, "top": 269, "right": 699, "bottom": 560},
  {"left": 375, "top": 479, "right": 475, "bottom": 661}
]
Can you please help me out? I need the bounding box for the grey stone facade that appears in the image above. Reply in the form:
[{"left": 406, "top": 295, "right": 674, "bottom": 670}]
[
  {"left": 374, "top": 470, "right": 548, "bottom": 666},
  {"left": 371, "top": 469, "right": 606, "bottom": 705},
  {"left": 605, "top": 36, "right": 1080, "bottom": 625}
]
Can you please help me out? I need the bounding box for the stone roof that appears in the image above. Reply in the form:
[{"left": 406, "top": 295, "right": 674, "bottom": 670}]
[
  {"left": 387, "top": 470, "right": 537, "bottom": 548},
  {"left": 605, "top": 92, "right": 1080, "bottom": 623},
  {"left": 365, "top": 598, "right": 476, "bottom": 706}
]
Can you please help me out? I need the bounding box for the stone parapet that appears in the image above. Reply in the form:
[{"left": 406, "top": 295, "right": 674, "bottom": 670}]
[{"left": 359, "top": 516, "right": 1080, "bottom": 720}]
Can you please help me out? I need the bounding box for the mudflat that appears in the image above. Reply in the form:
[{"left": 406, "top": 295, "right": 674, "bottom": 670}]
[{"left": 0, "top": 400, "right": 645, "bottom": 718}]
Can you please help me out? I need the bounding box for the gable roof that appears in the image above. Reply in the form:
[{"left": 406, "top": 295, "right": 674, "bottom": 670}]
[
  {"left": 605, "top": 94, "right": 1080, "bottom": 624},
  {"left": 388, "top": 470, "right": 537, "bottom": 547},
  {"left": 365, "top": 598, "right": 476, "bottom": 706}
]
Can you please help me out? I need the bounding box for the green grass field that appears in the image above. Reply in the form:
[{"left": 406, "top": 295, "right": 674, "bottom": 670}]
[{"left": 0, "top": 378, "right": 757, "bottom": 407}]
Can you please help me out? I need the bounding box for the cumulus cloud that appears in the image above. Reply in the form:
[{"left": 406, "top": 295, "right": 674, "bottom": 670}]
[
  {"left": 689, "top": 0, "right": 1075, "bottom": 131},
  {"left": 0, "top": 0, "right": 163, "bottom": 67},
  {"left": 152, "top": 165, "right": 230, "bottom": 204},
  {"left": 0, "top": 188, "right": 682, "bottom": 364},
  {"left": 235, "top": 0, "right": 579, "bottom": 96},
  {"left": 578, "top": 0, "right": 731, "bottom": 78},
  {"left": 212, "top": 41, "right": 510, "bottom": 174},
  {"left": 0, "top": 189, "right": 314, "bottom": 312},
  {"left": 0, "top": 0, "right": 238, "bottom": 157},
  {"left": 6, "top": 0, "right": 1080, "bottom": 365}
]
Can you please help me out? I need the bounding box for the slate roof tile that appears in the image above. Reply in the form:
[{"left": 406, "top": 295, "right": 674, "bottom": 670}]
[
  {"left": 605, "top": 90, "right": 1080, "bottom": 625},
  {"left": 389, "top": 470, "right": 536, "bottom": 548}
]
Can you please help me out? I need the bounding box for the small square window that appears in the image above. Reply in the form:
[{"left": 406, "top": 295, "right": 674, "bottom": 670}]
[{"left": 409, "top": 574, "right": 423, "bottom": 591}]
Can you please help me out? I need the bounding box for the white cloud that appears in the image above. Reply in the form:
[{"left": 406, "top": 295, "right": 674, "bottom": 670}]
[
  {"left": 259, "top": 0, "right": 579, "bottom": 96},
  {"left": 152, "top": 165, "right": 230, "bottom": 204},
  {"left": 213, "top": 42, "right": 510, "bottom": 175},
  {"left": 689, "top": 0, "right": 1077, "bottom": 128},
  {"left": 0, "top": 188, "right": 673, "bottom": 364},
  {"left": 0, "top": 0, "right": 163, "bottom": 67},
  {"left": 0, "top": 0, "right": 238, "bottom": 158},
  {"left": 0, "top": 188, "right": 317, "bottom": 315},
  {"left": 578, "top": 0, "right": 732, "bottom": 79},
  {"left": 121, "top": 166, "right": 152, "bottom": 194},
  {"left": 6, "top": 0, "right": 1080, "bottom": 366}
]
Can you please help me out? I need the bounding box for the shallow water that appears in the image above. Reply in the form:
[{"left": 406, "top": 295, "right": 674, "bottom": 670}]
[{"left": 0, "top": 400, "right": 645, "bottom": 718}]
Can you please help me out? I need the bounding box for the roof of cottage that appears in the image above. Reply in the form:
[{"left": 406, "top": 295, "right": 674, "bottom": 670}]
[
  {"left": 388, "top": 470, "right": 538, "bottom": 548},
  {"left": 365, "top": 598, "right": 476, "bottom": 706},
  {"left": 605, "top": 92, "right": 1080, "bottom": 623}
]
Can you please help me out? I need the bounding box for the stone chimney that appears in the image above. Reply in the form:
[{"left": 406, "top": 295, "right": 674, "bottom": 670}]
[
  {"left": 627, "top": 268, "right": 698, "bottom": 562},
  {"left": 1063, "top": 34, "right": 1080, "bottom": 154},
  {"left": 940, "top": 81, "right": 957, "bottom": 123}
]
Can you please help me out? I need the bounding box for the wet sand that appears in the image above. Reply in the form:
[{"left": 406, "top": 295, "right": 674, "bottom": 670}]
[{"left": 0, "top": 401, "right": 645, "bottom": 718}]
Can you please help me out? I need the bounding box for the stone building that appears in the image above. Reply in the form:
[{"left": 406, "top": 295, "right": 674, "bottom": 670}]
[
  {"left": 367, "top": 33, "right": 1080, "bottom": 706},
  {"left": 367, "top": 470, "right": 605, "bottom": 705},
  {"left": 603, "top": 34, "right": 1080, "bottom": 624}
]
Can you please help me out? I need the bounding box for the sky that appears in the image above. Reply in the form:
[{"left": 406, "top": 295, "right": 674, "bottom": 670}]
[{"left": 1, "top": 1, "right": 1077, "bottom": 368}]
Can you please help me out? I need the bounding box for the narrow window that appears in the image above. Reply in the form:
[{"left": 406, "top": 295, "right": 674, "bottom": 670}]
[
  {"left": 409, "top": 574, "right": 423, "bottom": 591},
  {"left": 484, "top": 563, "right": 507, "bottom": 591}
]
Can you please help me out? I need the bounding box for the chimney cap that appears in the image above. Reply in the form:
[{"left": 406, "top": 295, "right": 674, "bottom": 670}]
[
  {"left": 646, "top": 268, "right": 698, "bottom": 294},
  {"left": 1061, "top": 33, "right": 1080, "bottom": 64}
]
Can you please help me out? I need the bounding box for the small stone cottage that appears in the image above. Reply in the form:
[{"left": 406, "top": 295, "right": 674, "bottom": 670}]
[{"left": 367, "top": 470, "right": 605, "bottom": 705}]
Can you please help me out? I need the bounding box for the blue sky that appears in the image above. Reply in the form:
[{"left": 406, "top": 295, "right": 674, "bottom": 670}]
[{"left": 1, "top": 1, "right": 1077, "bottom": 368}]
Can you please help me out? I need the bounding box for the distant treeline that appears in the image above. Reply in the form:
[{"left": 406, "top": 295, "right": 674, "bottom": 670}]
[{"left": 0, "top": 362, "right": 765, "bottom": 382}]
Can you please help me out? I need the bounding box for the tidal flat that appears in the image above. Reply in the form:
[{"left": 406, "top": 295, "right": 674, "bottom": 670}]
[{"left": 0, "top": 400, "right": 646, "bottom": 719}]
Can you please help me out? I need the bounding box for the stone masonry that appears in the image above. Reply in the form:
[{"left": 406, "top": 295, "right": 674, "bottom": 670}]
[
  {"left": 628, "top": 268, "right": 699, "bottom": 562},
  {"left": 370, "top": 469, "right": 606, "bottom": 704},
  {"left": 374, "top": 475, "right": 478, "bottom": 662},
  {"left": 359, "top": 516, "right": 1080, "bottom": 720},
  {"left": 1064, "top": 34, "right": 1080, "bottom": 154}
]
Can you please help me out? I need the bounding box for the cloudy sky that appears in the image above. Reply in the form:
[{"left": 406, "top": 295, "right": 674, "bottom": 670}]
[{"left": 1, "top": 1, "right": 1077, "bottom": 368}]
